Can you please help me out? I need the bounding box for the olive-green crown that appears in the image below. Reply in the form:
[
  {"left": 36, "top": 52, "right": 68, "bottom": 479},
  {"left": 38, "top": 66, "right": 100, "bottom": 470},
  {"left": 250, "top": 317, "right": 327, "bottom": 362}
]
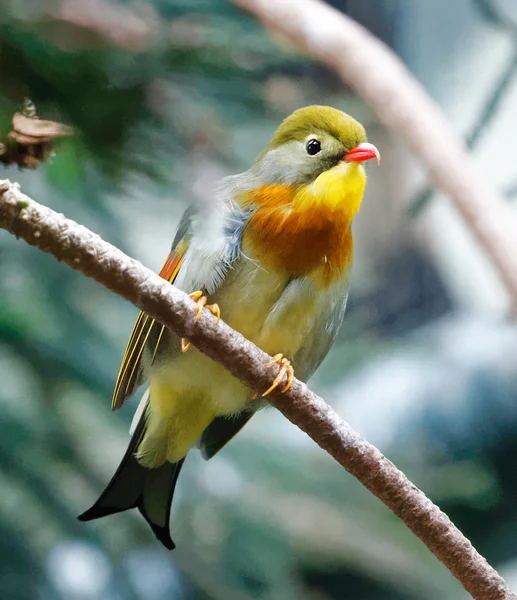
[{"left": 267, "top": 105, "right": 367, "bottom": 152}]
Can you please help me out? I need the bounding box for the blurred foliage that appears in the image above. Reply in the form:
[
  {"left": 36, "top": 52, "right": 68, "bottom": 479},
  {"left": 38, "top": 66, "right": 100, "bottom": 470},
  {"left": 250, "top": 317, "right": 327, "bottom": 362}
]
[{"left": 1, "top": 1, "right": 517, "bottom": 600}]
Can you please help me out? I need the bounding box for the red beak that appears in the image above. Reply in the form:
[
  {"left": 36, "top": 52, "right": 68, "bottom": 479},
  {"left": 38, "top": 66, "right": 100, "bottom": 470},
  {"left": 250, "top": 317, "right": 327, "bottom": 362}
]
[{"left": 344, "top": 142, "right": 380, "bottom": 165}]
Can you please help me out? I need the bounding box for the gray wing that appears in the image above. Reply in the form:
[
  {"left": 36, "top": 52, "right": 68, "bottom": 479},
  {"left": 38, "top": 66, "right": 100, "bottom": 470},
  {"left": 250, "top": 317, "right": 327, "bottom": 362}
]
[{"left": 285, "top": 278, "right": 349, "bottom": 383}]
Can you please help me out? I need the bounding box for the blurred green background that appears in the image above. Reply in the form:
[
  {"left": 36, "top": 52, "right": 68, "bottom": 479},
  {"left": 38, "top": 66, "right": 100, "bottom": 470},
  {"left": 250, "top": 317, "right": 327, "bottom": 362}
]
[{"left": 1, "top": 0, "right": 517, "bottom": 598}]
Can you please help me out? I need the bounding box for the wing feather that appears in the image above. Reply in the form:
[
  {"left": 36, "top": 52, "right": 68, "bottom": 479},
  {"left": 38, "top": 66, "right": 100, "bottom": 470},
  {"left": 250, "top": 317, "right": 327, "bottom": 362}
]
[
  {"left": 111, "top": 198, "right": 246, "bottom": 411},
  {"left": 111, "top": 244, "right": 187, "bottom": 410}
]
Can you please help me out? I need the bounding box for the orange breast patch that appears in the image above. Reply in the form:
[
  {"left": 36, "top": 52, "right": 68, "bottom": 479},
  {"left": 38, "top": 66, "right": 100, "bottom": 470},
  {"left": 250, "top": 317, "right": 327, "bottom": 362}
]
[{"left": 242, "top": 184, "right": 353, "bottom": 287}]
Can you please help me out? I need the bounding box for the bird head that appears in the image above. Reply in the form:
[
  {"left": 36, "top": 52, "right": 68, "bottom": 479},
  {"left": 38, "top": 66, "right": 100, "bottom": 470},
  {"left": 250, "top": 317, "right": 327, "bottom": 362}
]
[
  {"left": 251, "top": 105, "right": 380, "bottom": 188},
  {"left": 240, "top": 106, "right": 379, "bottom": 282},
  {"left": 244, "top": 105, "right": 379, "bottom": 228}
]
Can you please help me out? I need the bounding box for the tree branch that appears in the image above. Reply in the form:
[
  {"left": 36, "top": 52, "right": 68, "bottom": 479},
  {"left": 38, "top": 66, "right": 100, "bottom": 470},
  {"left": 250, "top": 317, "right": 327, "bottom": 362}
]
[
  {"left": 407, "top": 40, "right": 517, "bottom": 217},
  {"left": 0, "top": 180, "right": 515, "bottom": 599},
  {"left": 232, "top": 0, "right": 517, "bottom": 315}
]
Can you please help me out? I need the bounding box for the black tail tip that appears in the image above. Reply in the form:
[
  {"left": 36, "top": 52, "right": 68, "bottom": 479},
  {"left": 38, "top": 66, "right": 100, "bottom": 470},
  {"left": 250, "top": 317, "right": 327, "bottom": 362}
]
[
  {"left": 78, "top": 505, "right": 176, "bottom": 551},
  {"left": 151, "top": 527, "right": 175, "bottom": 551},
  {"left": 77, "top": 503, "right": 123, "bottom": 522},
  {"left": 137, "top": 505, "right": 176, "bottom": 550}
]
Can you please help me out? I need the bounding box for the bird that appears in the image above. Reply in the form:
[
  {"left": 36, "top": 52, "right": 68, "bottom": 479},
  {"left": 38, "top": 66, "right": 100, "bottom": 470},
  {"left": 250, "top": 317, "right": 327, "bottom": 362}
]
[{"left": 78, "top": 105, "right": 380, "bottom": 549}]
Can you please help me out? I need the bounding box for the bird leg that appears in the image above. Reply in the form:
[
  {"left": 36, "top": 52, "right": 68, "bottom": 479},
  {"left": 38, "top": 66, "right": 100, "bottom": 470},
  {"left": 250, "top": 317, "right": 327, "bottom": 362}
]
[
  {"left": 181, "top": 290, "right": 221, "bottom": 353},
  {"left": 262, "top": 354, "right": 294, "bottom": 396}
]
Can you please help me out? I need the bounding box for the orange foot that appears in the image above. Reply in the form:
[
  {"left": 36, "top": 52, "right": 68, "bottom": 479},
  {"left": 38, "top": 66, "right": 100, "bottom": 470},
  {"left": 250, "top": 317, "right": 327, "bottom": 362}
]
[
  {"left": 262, "top": 354, "right": 294, "bottom": 397},
  {"left": 181, "top": 290, "right": 221, "bottom": 353}
]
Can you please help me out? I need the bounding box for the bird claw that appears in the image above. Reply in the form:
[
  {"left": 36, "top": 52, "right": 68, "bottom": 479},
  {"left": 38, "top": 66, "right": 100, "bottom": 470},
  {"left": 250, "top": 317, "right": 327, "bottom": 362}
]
[
  {"left": 181, "top": 291, "right": 221, "bottom": 353},
  {"left": 262, "top": 354, "right": 294, "bottom": 396}
]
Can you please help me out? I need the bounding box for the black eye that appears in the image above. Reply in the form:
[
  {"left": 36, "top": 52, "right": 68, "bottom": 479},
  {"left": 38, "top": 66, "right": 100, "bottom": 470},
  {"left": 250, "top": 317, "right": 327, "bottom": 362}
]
[{"left": 306, "top": 139, "right": 321, "bottom": 155}]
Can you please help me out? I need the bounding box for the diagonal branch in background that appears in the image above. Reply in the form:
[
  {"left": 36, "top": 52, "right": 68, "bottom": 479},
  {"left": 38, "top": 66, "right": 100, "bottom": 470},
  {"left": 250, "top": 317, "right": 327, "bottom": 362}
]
[
  {"left": 471, "top": 0, "right": 517, "bottom": 35},
  {"left": 232, "top": 0, "right": 517, "bottom": 316},
  {"left": 408, "top": 0, "right": 517, "bottom": 217},
  {"left": 0, "top": 180, "right": 515, "bottom": 600},
  {"left": 408, "top": 41, "right": 517, "bottom": 216}
]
